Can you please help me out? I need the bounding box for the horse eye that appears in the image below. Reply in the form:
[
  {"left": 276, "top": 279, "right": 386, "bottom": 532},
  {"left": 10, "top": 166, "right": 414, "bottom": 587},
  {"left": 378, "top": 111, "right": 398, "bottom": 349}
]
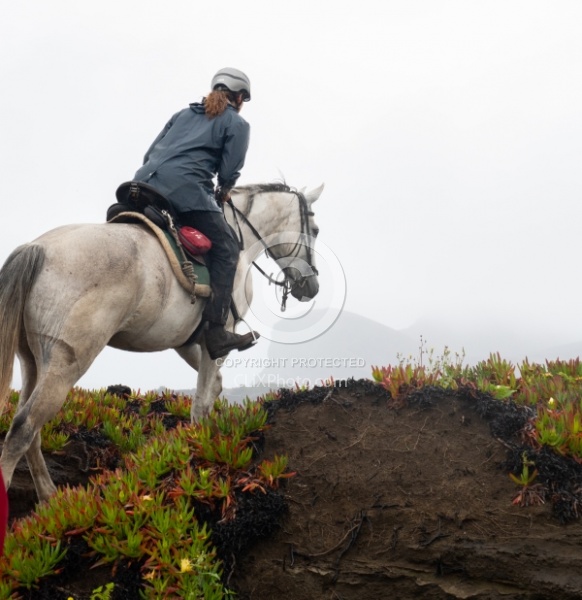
[{"left": 311, "top": 226, "right": 319, "bottom": 237}]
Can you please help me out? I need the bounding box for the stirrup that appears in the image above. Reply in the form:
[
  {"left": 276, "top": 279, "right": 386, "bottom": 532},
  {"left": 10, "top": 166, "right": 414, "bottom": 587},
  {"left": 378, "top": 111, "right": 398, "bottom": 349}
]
[{"left": 236, "top": 317, "right": 259, "bottom": 345}]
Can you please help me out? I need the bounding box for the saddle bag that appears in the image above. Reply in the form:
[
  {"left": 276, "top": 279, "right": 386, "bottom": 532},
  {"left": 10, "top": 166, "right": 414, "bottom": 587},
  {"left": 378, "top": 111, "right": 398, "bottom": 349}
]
[{"left": 178, "top": 226, "right": 212, "bottom": 255}]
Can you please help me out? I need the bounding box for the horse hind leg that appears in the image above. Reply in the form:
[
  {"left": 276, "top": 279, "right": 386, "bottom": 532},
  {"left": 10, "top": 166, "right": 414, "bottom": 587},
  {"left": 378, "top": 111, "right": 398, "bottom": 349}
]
[
  {"left": 0, "top": 375, "right": 73, "bottom": 502},
  {"left": 25, "top": 431, "right": 56, "bottom": 502},
  {"left": 22, "top": 350, "right": 60, "bottom": 502},
  {"left": 1, "top": 335, "right": 41, "bottom": 492},
  {"left": 1, "top": 338, "right": 57, "bottom": 501}
]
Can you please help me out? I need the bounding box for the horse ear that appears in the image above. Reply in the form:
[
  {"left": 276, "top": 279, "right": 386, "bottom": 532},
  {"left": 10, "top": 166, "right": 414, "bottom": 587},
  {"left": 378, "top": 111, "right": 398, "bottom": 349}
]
[{"left": 305, "top": 183, "right": 324, "bottom": 204}]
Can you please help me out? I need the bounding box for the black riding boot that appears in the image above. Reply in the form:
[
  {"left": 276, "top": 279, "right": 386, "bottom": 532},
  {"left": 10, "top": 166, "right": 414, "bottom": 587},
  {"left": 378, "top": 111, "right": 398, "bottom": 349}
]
[{"left": 205, "top": 323, "right": 259, "bottom": 360}]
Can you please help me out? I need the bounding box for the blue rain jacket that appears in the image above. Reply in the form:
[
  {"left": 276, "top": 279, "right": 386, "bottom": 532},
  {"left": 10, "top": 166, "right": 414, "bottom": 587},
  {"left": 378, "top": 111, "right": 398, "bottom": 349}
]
[{"left": 134, "top": 102, "right": 250, "bottom": 213}]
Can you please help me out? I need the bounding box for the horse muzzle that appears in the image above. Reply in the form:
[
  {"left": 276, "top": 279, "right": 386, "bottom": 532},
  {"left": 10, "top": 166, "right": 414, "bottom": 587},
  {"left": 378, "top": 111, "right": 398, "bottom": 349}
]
[{"left": 284, "top": 266, "right": 319, "bottom": 301}]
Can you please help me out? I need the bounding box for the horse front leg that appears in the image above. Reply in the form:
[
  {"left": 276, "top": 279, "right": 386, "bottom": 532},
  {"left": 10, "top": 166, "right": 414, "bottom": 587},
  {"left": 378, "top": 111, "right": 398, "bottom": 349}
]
[
  {"left": 194, "top": 346, "right": 223, "bottom": 422},
  {"left": 175, "top": 342, "right": 223, "bottom": 422}
]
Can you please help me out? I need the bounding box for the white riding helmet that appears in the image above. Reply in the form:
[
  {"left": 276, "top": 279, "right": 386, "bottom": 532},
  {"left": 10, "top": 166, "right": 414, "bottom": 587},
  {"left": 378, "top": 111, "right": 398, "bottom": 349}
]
[{"left": 211, "top": 67, "right": 251, "bottom": 102}]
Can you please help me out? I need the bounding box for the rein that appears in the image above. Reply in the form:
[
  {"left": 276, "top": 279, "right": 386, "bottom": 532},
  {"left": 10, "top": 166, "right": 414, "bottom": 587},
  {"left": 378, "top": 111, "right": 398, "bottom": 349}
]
[{"left": 226, "top": 189, "right": 317, "bottom": 312}]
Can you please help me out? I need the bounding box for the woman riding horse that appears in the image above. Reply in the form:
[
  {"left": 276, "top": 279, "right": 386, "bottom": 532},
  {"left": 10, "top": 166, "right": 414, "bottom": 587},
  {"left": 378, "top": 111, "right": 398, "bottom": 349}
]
[
  {"left": 131, "top": 67, "right": 258, "bottom": 360},
  {"left": 0, "top": 181, "right": 323, "bottom": 501}
]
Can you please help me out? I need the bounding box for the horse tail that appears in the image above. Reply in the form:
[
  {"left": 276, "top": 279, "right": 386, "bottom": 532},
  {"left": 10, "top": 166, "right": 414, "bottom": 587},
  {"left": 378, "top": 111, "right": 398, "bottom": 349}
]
[{"left": 0, "top": 244, "right": 45, "bottom": 412}]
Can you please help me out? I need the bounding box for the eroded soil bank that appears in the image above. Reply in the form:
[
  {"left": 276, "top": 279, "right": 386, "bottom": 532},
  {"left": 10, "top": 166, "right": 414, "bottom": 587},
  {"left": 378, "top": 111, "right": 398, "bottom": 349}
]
[{"left": 233, "top": 382, "right": 582, "bottom": 600}]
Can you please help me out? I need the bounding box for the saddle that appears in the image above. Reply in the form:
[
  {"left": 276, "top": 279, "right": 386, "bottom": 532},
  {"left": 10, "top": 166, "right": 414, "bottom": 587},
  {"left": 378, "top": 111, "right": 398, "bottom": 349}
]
[
  {"left": 106, "top": 181, "right": 211, "bottom": 299},
  {"left": 110, "top": 181, "right": 212, "bottom": 257}
]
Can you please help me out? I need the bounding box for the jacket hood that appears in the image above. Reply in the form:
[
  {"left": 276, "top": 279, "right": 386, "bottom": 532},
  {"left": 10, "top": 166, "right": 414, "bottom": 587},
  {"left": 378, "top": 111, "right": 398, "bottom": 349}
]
[{"left": 189, "top": 102, "right": 206, "bottom": 114}]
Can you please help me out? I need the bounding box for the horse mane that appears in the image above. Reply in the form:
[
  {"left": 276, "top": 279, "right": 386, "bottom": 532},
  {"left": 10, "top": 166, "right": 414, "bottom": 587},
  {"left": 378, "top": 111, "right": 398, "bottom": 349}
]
[
  {"left": 234, "top": 181, "right": 296, "bottom": 195},
  {"left": 233, "top": 182, "right": 301, "bottom": 217}
]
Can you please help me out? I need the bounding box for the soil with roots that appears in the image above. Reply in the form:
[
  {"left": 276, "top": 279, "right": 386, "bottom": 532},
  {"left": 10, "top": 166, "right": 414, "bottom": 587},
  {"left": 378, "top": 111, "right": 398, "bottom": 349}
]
[{"left": 5, "top": 380, "right": 582, "bottom": 599}]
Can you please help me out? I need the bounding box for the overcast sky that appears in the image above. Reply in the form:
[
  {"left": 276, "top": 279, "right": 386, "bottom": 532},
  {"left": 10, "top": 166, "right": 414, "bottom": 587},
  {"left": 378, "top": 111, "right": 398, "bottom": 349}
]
[{"left": 2, "top": 1, "right": 581, "bottom": 390}]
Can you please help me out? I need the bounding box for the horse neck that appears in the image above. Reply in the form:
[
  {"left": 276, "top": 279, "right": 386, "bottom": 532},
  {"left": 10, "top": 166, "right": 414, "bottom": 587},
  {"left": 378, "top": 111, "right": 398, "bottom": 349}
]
[{"left": 227, "top": 190, "right": 300, "bottom": 259}]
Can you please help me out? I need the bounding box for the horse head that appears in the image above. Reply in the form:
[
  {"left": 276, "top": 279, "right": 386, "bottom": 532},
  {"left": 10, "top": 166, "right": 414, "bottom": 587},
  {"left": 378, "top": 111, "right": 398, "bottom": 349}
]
[
  {"left": 229, "top": 183, "right": 324, "bottom": 308},
  {"left": 279, "top": 183, "right": 323, "bottom": 302}
]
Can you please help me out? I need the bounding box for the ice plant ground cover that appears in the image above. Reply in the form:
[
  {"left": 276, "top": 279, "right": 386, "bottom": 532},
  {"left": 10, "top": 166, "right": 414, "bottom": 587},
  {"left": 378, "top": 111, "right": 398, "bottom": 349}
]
[
  {"left": 2, "top": 352, "right": 582, "bottom": 598},
  {"left": 0, "top": 392, "right": 289, "bottom": 599}
]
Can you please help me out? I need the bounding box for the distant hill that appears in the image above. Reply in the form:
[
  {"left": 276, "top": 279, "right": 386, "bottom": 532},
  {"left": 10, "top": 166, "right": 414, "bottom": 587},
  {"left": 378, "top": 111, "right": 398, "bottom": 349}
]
[{"left": 251, "top": 310, "right": 416, "bottom": 388}]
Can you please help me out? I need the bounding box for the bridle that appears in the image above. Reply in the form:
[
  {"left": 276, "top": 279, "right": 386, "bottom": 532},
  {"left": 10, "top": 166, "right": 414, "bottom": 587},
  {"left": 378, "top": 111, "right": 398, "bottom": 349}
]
[{"left": 226, "top": 189, "right": 318, "bottom": 312}]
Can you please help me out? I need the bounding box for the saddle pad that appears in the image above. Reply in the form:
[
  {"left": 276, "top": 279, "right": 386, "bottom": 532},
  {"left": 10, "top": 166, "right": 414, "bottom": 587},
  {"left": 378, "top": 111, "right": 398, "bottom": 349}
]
[
  {"left": 163, "top": 231, "right": 210, "bottom": 286},
  {"left": 108, "top": 212, "right": 211, "bottom": 296}
]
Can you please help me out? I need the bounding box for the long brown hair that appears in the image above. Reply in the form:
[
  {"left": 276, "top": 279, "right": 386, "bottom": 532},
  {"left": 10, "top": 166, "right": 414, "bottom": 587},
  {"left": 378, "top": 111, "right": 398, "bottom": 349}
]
[{"left": 204, "top": 89, "right": 238, "bottom": 118}]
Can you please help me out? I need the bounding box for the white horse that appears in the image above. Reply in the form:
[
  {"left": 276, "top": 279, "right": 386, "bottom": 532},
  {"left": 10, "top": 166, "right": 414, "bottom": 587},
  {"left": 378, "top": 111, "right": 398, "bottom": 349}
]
[{"left": 0, "top": 182, "right": 324, "bottom": 502}]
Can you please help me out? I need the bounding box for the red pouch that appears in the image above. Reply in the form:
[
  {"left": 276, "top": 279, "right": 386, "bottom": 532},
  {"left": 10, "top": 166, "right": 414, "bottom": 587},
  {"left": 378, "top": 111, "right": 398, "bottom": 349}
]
[
  {"left": 178, "top": 226, "right": 212, "bottom": 255},
  {"left": 0, "top": 467, "right": 7, "bottom": 556}
]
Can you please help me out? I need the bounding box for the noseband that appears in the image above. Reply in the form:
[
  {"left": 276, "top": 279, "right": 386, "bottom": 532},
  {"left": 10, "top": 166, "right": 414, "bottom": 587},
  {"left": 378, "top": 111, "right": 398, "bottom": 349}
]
[{"left": 226, "top": 189, "right": 318, "bottom": 311}]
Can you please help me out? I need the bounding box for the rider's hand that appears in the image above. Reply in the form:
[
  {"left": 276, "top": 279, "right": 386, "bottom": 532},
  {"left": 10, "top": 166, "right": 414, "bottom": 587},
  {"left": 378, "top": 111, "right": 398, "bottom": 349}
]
[{"left": 215, "top": 188, "right": 231, "bottom": 204}]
